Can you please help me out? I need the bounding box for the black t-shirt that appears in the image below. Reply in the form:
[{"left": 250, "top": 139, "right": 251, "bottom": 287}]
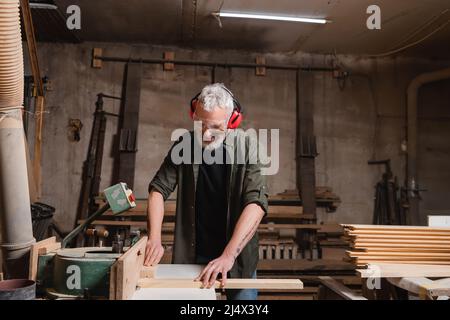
[{"left": 195, "top": 148, "right": 228, "bottom": 260}]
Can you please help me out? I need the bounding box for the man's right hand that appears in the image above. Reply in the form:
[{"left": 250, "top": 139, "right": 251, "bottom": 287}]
[{"left": 144, "top": 238, "right": 164, "bottom": 266}]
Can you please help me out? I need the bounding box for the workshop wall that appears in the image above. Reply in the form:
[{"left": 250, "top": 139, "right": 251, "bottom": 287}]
[{"left": 24, "top": 42, "right": 450, "bottom": 231}]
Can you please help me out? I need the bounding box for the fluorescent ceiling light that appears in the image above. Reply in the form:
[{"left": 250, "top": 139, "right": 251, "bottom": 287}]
[
  {"left": 29, "top": 3, "right": 58, "bottom": 10},
  {"left": 217, "top": 12, "right": 328, "bottom": 24}
]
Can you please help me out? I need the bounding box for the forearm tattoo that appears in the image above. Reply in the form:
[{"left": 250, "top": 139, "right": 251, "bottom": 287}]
[{"left": 233, "top": 219, "right": 260, "bottom": 260}]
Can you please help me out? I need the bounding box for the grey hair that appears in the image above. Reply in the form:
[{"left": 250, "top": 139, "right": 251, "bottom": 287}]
[{"left": 198, "top": 83, "right": 234, "bottom": 117}]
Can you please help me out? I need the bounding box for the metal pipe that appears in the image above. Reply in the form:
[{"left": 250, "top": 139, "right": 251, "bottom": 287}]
[
  {"left": 0, "top": 0, "right": 35, "bottom": 279},
  {"left": 61, "top": 203, "right": 110, "bottom": 248},
  {"left": 99, "top": 93, "right": 122, "bottom": 100},
  {"left": 406, "top": 66, "right": 450, "bottom": 225},
  {"left": 97, "top": 55, "right": 335, "bottom": 72}
]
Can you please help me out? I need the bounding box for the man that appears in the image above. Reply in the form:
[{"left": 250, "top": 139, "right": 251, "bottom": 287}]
[{"left": 144, "top": 83, "right": 268, "bottom": 300}]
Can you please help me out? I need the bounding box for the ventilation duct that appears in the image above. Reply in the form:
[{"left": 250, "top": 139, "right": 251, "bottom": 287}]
[{"left": 0, "top": 0, "right": 35, "bottom": 278}]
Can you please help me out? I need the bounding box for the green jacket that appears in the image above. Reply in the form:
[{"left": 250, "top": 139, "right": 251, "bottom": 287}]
[{"left": 148, "top": 129, "right": 268, "bottom": 278}]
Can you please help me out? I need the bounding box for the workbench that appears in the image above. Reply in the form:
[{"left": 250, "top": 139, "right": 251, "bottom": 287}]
[{"left": 358, "top": 263, "right": 450, "bottom": 300}]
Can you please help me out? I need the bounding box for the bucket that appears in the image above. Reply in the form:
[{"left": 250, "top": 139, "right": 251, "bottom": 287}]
[{"left": 0, "top": 279, "right": 36, "bottom": 300}]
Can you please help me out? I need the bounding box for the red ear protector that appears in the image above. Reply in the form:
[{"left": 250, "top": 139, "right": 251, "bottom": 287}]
[{"left": 189, "top": 85, "right": 243, "bottom": 129}]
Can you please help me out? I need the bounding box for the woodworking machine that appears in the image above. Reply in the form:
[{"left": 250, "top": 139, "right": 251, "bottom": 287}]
[
  {"left": 32, "top": 183, "right": 304, "bottom": 300},
  {"left": 34, "top": 183, "right": 138, "bottom": 299}
]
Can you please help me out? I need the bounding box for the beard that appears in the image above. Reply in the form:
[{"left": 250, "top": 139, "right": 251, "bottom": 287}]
[{"left": 194, "top": 129, "right": 226, "bottom": 151}]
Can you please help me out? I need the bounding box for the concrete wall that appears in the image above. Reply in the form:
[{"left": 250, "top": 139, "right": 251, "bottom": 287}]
[{"left": 22, "top": 42, "right": 450, "bottom": 231}]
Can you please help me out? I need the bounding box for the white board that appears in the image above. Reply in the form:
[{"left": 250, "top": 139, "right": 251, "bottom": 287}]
[
  {"left": 155, "top": 264, "right": 205, "bottom": 279},
  {"left": 131, "top": 264, "right": 216, "bottom": 300},
  {"left": 428, "top": 215, "right": 450, "bottom": 227},
  {"left": 132, "top": 288, "right": 216, "bottom": 300}
]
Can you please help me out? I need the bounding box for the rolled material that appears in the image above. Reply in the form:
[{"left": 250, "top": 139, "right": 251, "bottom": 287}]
[
  {"left": 0, "top": 0, "right": 35, "bottom": 279},
  {"left": 0, "top": 0, "right": 24, "bottom": 110}
]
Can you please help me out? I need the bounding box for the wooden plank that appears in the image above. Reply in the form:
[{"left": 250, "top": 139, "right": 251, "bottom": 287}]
[
  {"left": 113, "top": 236, "right": 147, "bottom": 300},
  {"left": 140, "top": 266, "right": 155, "bottom": 278},
  {"left": 137, "top": 278, "right": 303, "bottom": 290},
  {"left": 92, "top": 48, "right": 103, "bottom": 68},
  {"left": 318, "top": 224, "right": 343, "bottom": 233},
  {"left": 319, "top": 276, "right": 367, "bottom": 300},
  {"left": 20, "top": 0, "right": 43, "bottom": 95},
  {"left": 355, "top": 260, "right": 450, "bottom": 266},
  {"left": 425, "top": 278, "right": 450, "bottom": 298},
  {"left": 33, "top": 96, "right": 45, "bottom": 198},
  {"left": 354, "top": 242, "right": 450, "bottom": 248},
  {"left": 387, "top": 277, "right": 433, "bottom": 295},
  {"left": 268, "top": 205, "right": 303, "bottom": 214},
  {"left": 163, "top": 51, "right": 175, "bottom": 71},
  {"left": 37, "top": 242, "right": 61, "bottom": 255},
  {"left": 28, "top": 237, "right": 56, "bottom": 281},
  {"left": 21, "top": 0, "right": 46, "bottom": 199},
  {"left": 350, "top": 234, "right": 450, "bottom": 240},
  {"left": 351, "top": 239, "right": 450, "bottom": 244},
  {"left": 348, "top": 229, "right": 450, "bottom": 236},
  {"left": 109, "top": 262, "right": 117, "bottom": 300},
  {"left": 255, "top": 56, "right": 266, "bottom": 76},
  {"left": 348, "top": 251, "right": 450, "bottom": 257},
  {"left": 257, "top": 259, "right": 354, "bottom": 272},
  {"left": 343, "top": 224, "right": 450, "bottom": 232},
  {"left": 359, "top": 247, "right": 450, "bottom": 253}
]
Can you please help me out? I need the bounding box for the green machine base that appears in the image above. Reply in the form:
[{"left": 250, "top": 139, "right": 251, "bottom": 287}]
[{"left": 37, "top": 247, "right": 123, "bottom": 298}]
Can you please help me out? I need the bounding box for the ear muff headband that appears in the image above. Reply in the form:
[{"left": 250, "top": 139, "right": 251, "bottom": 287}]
[{"left": 189, "top": 86, "right": 244, "bottom": 129}]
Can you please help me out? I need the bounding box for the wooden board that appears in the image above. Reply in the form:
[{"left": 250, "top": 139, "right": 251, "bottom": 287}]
[
  {"left": 343, "top": 224, "right": 450, "bottom": 267},
  {"left": 137, "top": 278, "right": 303, "bottom": 290},
  {"left": 358, "top": 263, "right": 450, "bottom": 278},
  {"left": 354, "top": 260, "right": 450, "bottom": 266},
  {"left": 342, "top": 224, "right": 450, "bottom": 232},
  {"left": 112, "top": 236, "right": 147, "bottom": 300},
  {"left": 354, "top": 243, "right": 450, "bottom": 249},
  {"left": 347, "top": 230, "right": 450, "bottom": 236},
  {"left": 257, "top": 259, "right": 355, "bottom": 272},
  {"left": 92, "top": 48, "right": 103, "bottom": 68},
  {"left": 37, "top": 242, "right": 61, "bottom": 255},
  {"left": 318, "top": 276, "right": 367, "bottom": 300},
  {"left": 351, "top": 239, "right": 450, "bottom": 245},
  {"left": 348, "top": 251, "right": 450, "bottom": 258},
  {"left": 28, "top": 237, "right": 57, "bottom": 281},
  {"left": 359, "top": 247, "right": 450, "bottom": 253},
  {"left": 109, "top": 262, "right": 117, "bottom": 300},
  {"left": 350, "top": 234, "right": 450, "bottom": 240}
]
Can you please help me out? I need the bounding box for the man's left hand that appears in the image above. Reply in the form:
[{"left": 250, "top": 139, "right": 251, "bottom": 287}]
[{"left": 195, "top": 253, "right": 235, "bottom": 288}]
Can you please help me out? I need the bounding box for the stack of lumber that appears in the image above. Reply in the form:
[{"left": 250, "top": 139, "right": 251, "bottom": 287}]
[
  {"left": 272, "top": 187, "right": 340, "bottom": 202},
  {"left": 342, "top": 224, "right": 450, "bottom": 267},
  {"left": 271, "top": 187, "right": 340, "bottom": 212}
]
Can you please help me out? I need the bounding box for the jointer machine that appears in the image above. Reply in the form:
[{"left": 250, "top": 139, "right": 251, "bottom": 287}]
[
  {"left": 31, "top": 182, "right": 139, "bottom": 299},
  {"left": 30, "top": 183, "right": 303, "bottom": 300}
]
